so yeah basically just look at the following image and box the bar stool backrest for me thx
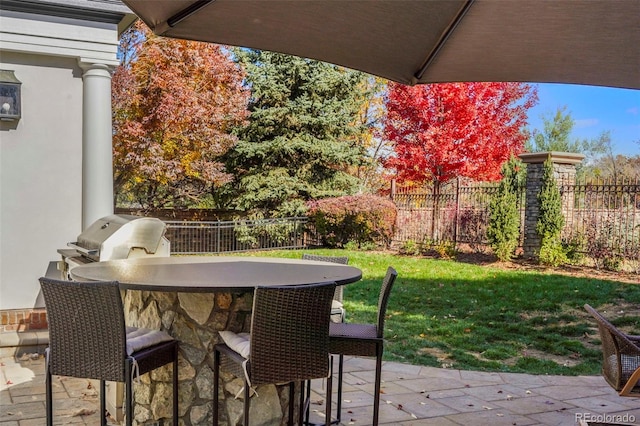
[249,282,336,386]
[301,254,349,304]
[40,278,127,383]
[377,267,398,338]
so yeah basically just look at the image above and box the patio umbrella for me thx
[122,0,639,90]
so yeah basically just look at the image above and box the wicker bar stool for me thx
[213,281,336,426]
[327,266,397,426]
[39,277,179,426]
[301,254,349,323]
[301,254,349,424]
[584,304,640,396]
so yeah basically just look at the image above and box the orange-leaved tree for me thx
[112,21,249,208]
[383,82,537,189]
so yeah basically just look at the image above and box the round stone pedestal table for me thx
[70,256,362,426]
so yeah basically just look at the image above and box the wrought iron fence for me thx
[560,177,640,263]
[161,176,639,262]
[164,217,310,254]
[391,177,639,261]
[392,179,524,250]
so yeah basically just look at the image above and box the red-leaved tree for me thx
[383,82,537,188]
[112,21,249,208]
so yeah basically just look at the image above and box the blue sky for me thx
[526,83,640,156]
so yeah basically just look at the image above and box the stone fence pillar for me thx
[519,152,584,259]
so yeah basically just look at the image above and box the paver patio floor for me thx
[2,347,639,425]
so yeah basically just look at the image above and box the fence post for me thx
[216,220,221,253]
[519,152,584,259]
[453,177,460,248]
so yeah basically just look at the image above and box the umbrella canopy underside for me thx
[123,0,640,90]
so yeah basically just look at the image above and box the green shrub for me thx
[233,215,296,249]
[563,233,586,264]
[538,238,567,267]
[306,194,397,248]
[234,222,259,248]
[458,209,488,254]
[536,158,567,266]
[345,240,377,251]
[603,255,623,272]
[399,239,421,256]
[433,241,457,259]
[487,157,523,261]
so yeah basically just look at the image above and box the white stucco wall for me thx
[0,51,83,309]
[0,7,126,310]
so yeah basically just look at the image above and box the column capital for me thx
[77,60,115,76]
[519,151,585,165]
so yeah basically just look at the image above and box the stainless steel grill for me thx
[57,214,170,278]
[54,214,171,421]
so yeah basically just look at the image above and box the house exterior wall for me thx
[0,4,132,311]
[0,51,83,310]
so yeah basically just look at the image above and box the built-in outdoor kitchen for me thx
[56,214,171,279]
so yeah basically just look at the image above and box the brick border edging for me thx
[0,308,48,332]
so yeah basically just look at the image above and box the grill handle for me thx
[67,242,98,257]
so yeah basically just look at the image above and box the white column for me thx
[79,62,114,229]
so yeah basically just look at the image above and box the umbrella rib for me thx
[167,0,215,28]
[413,0,475,84]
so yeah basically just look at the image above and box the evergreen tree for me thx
[221,50,368,216]
[536,157,567,266]
[487,156,523,261]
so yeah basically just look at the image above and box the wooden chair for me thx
[213,281,336,426]
[584,304,640,396]
[328,266,398,426]
[39,277,179,426]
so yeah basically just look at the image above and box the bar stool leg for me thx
[172,347,178,426]
[288,382,295,426]
[373,345,383,426]
[336,355,343,424]
[213,350,220,426]
[100,380,106,426]
[325,362,333,426]
[299,381,307,425]
[125,363,133,426]
[243,379,250,426]
[46,367,53,426]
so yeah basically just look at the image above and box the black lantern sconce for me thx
[0,70,22,121]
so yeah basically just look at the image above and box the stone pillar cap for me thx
[519,151,585,165]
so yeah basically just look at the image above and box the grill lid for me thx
[71,214,167,261]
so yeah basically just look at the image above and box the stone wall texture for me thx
[123,289,295,426]
[521,157,580,259]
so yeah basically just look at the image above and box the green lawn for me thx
[241,248,640,376]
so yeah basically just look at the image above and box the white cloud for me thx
[626,106,638,115]
[574,118,599,128]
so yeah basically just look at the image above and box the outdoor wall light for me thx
[0,70,22,121]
